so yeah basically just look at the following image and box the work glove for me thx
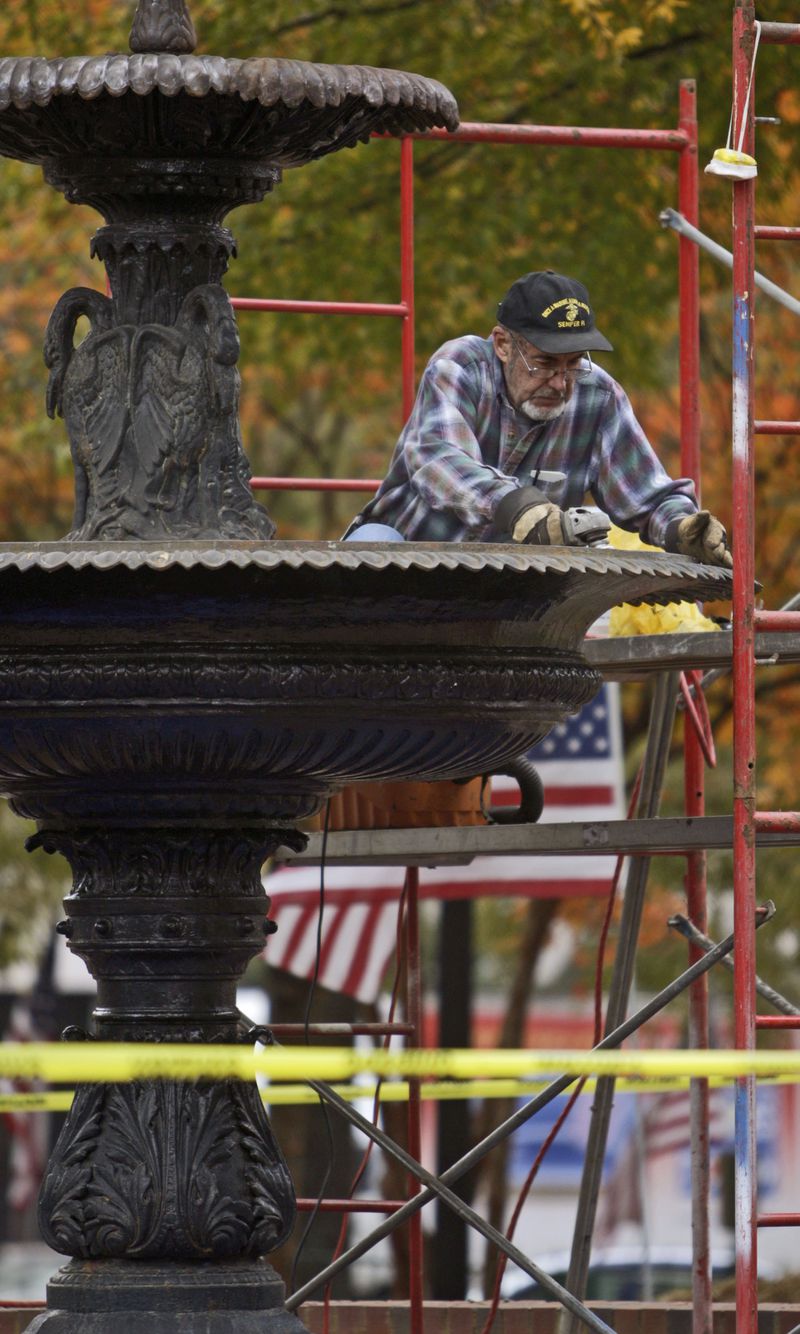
[489,485,582,546]
[511,500,575,545]
[669,511,733,568]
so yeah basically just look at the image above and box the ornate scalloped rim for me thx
[0,54,459,125]
[0,538,732,590]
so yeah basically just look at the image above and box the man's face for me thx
[492,327,587,421]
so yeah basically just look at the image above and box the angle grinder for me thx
[529,469,612,546]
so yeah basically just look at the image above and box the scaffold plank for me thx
[277,815,800,867]
[584,629,800,678]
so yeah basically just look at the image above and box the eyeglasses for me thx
[511,338,593,383]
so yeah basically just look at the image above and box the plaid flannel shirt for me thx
[352,335,697,545]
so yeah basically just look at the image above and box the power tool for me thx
[529,469,611,546]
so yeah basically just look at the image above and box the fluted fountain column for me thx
[26,825,304,1333]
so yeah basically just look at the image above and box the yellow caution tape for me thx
[266,1074,800,1101]
[2,1044,800,1084]
[3,1071,800,1115]
[0,1081,543,1113]
[0,1092,76,1113]
[261,1073,800,1100]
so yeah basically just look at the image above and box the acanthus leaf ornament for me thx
[130,0,198,55]
[40,1082,294,1261]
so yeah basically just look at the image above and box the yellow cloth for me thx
[608,525,719,636]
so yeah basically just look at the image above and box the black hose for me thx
[487,756,544,825]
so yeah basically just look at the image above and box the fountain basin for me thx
[0,54,458,170]
[0,540,731,826]
[0,542,731,1333]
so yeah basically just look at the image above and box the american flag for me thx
[595,1085,733,1239]
[642,1088,731,1161]
[263,684,624,1003]
[261,880,403,1005]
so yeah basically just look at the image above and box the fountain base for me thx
[28,1258,307,1333]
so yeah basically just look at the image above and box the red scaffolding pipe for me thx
[405,867,424,1334]
[731,5,758,1331]
[234,138,415,429]
[296,1199,405,1214]
[268,1022,413,1036]
[755,420,800,434]
[678,81,702,492]
[677,78,713,1334]
[754,811,800,832]
[753,610,800,632]
[230,297,406,316]
[408,121,689,150]
[754,226,800,240]
[250,478,380,492]
[400,136,416,422]
[760,22,800,44]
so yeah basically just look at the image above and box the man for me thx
[345,270,731,566]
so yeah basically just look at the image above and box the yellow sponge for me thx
[704,146,758,180]
[608,525,719,636]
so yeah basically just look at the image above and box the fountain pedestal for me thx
[28,823,302,1334]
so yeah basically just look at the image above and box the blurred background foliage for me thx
[0,0,799,1004]
[0,804,67,968]
[2,0,797,540]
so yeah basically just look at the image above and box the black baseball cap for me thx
[497,271,613,354]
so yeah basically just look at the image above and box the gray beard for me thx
[520,394,568,421]
[519,398,567,422]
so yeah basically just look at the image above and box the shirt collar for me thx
[491,341,518,411]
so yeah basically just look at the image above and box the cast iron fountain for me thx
[0,2,731,1330]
